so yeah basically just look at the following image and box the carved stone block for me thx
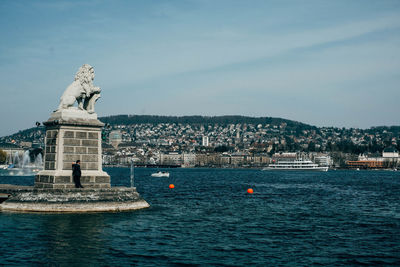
[64,146,74,153]
[95,176,110,183]
[82,140,98,147]
[88,147,98,154]
[82,154,97,162]
[45,154,55,161]
[76,131,87,139]
[76,147,87,154]
[63,162,74,170]
[64,138,81,146]
[87,163,98,170]
[64,131,75,138]
[88,132,98,139]
[46,138,57,145]
[54,176,71,183]
[64,154,80,162]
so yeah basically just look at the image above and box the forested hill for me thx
[99,115,316,129]
[1,115,399,148]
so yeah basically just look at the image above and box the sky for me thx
[0,0,399,137]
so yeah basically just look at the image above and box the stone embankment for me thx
[0,184,149,212]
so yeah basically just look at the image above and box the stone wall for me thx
[35,174,111,189]
[36,121,110,189]
[62,130,99,171]
[0,185,150,212]
[45,130,57,170]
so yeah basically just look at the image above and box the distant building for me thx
[202,136,209,147]
[246,154,270,166]
[383,147,399,158]
[382,147,399,166]
[272,152,297,162]
[314,155,332,167]
[0,142,24,163]
[347,160,384,169]
[346,149,399,169]
[109,130,122,149]
[160,152,182,166]
[20,141,32,148]
[230,152,246,166]
[182,153,196,167]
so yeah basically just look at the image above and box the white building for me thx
[202,136,209,147]
[382,147,399,165]
[383,147,399,158]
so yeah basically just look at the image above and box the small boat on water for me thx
[262,159,328,171]
[151,171,170,177]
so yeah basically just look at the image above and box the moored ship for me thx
[263,159,328,171]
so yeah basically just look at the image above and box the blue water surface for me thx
[0,168,399,266]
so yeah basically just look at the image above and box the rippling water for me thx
[1,168,399,266]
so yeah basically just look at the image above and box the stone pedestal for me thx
[35,109,110,189]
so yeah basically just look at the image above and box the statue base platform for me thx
[50,108,99,122]
[35,170,111,189]
[0,185,149,212]
[38,115,108,189]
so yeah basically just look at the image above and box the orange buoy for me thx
[247,188,254,194]
[169,184,175,189]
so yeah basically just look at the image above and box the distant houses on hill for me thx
[1,115,399,169]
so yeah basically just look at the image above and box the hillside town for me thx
[1,116,399,170]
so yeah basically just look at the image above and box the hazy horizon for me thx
[1,0,400,137]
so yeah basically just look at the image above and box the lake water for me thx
[0,168,399,266]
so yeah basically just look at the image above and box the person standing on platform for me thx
[72,160,83,188]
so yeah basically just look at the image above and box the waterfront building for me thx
[230,152,246,166]
[382,147,399,166]
[347,160,384,169]
[220,153,231,166]
[383,147,399,159]
[246,154,270,166]
[182,153,196,167]
[196,153,221,167]
[160,152,183,166]
[272,152,297,162]
[314,155,332,167]
[346,148,399,169]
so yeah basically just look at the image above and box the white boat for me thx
[262,159,328,171]
[151,171,170,177]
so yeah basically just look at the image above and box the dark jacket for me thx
[72,163,81,177]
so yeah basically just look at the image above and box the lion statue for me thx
[56,64,101,114]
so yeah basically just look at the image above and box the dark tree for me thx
[214,145,230,153]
